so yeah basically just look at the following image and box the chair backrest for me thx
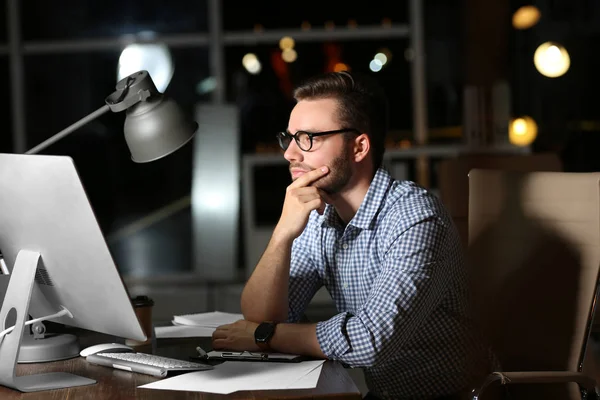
[438,152,563,250]
[467,169,600,374]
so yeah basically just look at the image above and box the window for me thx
[222,1,406,31]
[22,0,208,40]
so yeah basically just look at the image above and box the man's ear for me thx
[353,133,370,163]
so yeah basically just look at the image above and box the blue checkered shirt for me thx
[287,168,491,399]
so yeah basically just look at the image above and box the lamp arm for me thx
[25,71,157,155]
[26,104,112,155]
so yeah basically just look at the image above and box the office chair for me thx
[466,169,600,400]
[438,152,563,251]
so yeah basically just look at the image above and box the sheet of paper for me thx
[138,360,325,394]
[172,311,244,327]
[244,361,324,391]
[286,364,324,389]
[155,325,215,338]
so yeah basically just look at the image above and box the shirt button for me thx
[342,243,348,250]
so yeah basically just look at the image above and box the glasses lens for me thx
[296,131,312,151]
[277,132,292,150]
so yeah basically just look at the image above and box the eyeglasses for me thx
[276,128,359,152]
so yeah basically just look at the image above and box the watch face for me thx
[255,322,276,343]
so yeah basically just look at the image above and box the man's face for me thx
[284,98,353,195]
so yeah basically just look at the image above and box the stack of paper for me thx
[155,311,243,338]
[172,311,243,327]
[138,360,325,394]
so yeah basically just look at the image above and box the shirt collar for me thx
[320,168,393,230]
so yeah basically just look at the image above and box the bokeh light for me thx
[281,48,297,63]
[509,116,538,146]
[279,36,295,51]
[512,5,541,30]
[334,63,350,72]
[242,53,262,74]
[533,42,570,78]
[374,52,388,66]
[369,59,383,72]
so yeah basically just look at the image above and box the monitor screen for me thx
[0,153,145,391]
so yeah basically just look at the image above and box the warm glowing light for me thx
[374,52,388,65]
[399,139,411,149]
[118,43,173,93]
[534,42,570,78]
[512,5,541,30]
[281,48,297,63]
[509,116,538,146]
[242,53,261,74]
[301,21,311,30]
[253,24,264,32]
[279,36,295,51]
[333,63,350,72]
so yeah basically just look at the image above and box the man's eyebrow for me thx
[290,128,318,133]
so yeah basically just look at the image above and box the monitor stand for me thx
[0,250,96,392]
[18,329,80,363]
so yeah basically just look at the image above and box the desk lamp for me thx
[10,70,197,364]
[27,69,197,162]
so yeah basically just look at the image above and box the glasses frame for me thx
[276,128,359,152]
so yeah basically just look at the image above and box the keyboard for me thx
[85,352,214,378]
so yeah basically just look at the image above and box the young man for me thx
[212,71,491,399]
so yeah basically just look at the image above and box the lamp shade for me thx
[124,97,198,163]
[105,70,197,163]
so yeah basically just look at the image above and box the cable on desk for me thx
[0,305,72,343]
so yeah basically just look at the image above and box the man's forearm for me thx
[269,323,326,359]
[241,234,293,322]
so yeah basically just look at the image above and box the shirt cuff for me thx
[316,312,351,358]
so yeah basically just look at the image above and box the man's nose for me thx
[283,139,303,162]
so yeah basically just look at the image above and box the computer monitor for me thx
[0,153,146,392]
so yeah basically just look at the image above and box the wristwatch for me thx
[254,322,277,350]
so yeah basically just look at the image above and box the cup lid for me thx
[131,295,154,307]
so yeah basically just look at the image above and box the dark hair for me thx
[293,71,389,170]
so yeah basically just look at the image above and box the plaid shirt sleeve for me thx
[316,216,455,368]
[286,229,323,323]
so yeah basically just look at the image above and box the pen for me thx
[196,346,208,359]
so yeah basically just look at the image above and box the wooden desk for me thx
[0,332,361,400]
